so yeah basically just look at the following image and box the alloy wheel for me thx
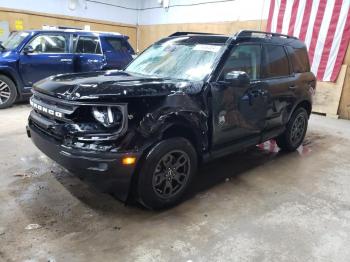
[152,150,191,199]
[290,114,306,146]
[0,80,11,105]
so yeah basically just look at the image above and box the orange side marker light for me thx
[122,157,136,165]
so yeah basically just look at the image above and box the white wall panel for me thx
[139,0,270,25]
[0,0,139,25]
[0,0,269,25]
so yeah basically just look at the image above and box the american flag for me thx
[266,0,350,82]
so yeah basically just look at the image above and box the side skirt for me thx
[203,126,285,163]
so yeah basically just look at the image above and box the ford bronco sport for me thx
[27,30,316,209]
[0,29,134,109]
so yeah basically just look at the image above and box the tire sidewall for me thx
[285,107,308,150]
[137,137,198,209]
[0,75,17,109]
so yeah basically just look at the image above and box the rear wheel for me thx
[0,75,17,109]
[276,107,308,151]
[137,137,197,210]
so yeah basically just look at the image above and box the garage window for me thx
[26,34,68,53]
[75,36,102,54]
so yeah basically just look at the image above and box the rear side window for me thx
[75,36,101,54]
[262,45,290,78]
[290,47,310,73]
[105,37,130,52]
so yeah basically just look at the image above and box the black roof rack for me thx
[235,30,298,40]
[168,32,221,37]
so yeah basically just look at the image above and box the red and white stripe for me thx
[267,0,350,82]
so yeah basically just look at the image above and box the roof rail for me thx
[39,27,122,35]
[168,32,221,37]
[235,30,298,40]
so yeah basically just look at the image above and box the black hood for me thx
[33,70,204,101]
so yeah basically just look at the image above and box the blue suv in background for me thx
[0,29,135,108]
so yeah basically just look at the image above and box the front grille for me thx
[30,92,78,123]
[29,91,129,141]
[30,119,63,141]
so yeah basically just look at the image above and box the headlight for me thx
[92,106,122,127]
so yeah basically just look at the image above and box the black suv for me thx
[27,30,316,209]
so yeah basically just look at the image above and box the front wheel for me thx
[0,75,17,109]
[136,138,198,210]
[276,107,308,151]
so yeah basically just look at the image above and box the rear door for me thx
[101,36,134,69]
[260,44,296,129]
[286,45,316,96]
[19,32,74,86]
[73,34,105,72]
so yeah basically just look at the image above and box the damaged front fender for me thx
[137,93,209,153]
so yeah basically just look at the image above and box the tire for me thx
[276,107,308,152]
[0,75,17,109]
[137,137,198,210]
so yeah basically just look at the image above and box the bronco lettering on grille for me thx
[30,99,63,118]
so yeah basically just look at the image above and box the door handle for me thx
[60,58,73,62]
[248,89,262,105]
[88,59,99,63]
[249,90,263,97]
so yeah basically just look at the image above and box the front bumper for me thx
[26,122,141,202]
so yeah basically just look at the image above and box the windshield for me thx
[126,40,224,81]
[1,31,29,50]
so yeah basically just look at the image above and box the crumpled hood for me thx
[33,70,204,101]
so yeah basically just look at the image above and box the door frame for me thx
[72,34,105,72]
[208,42,268,150]
[18,32,73,86]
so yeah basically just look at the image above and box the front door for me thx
[73,35,105,72]
[211,43,269,148]
[19,33,74,86]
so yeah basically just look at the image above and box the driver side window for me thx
[220,44,262,80]
[26,34,68,54]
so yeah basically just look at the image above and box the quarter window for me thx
[262,45,290,78]
[220,44,261,80]
[75,36,101,54]
[105,37,129,52]
[26,34,68,53]
[290,47,310,73]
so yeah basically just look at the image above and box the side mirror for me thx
[224,71,250,87]
[23,45,34,54]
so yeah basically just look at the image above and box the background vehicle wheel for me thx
[276,107,308,152]
[0,75,17,109]
[137,137,198,210]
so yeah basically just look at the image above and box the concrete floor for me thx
[1,104,350,262]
